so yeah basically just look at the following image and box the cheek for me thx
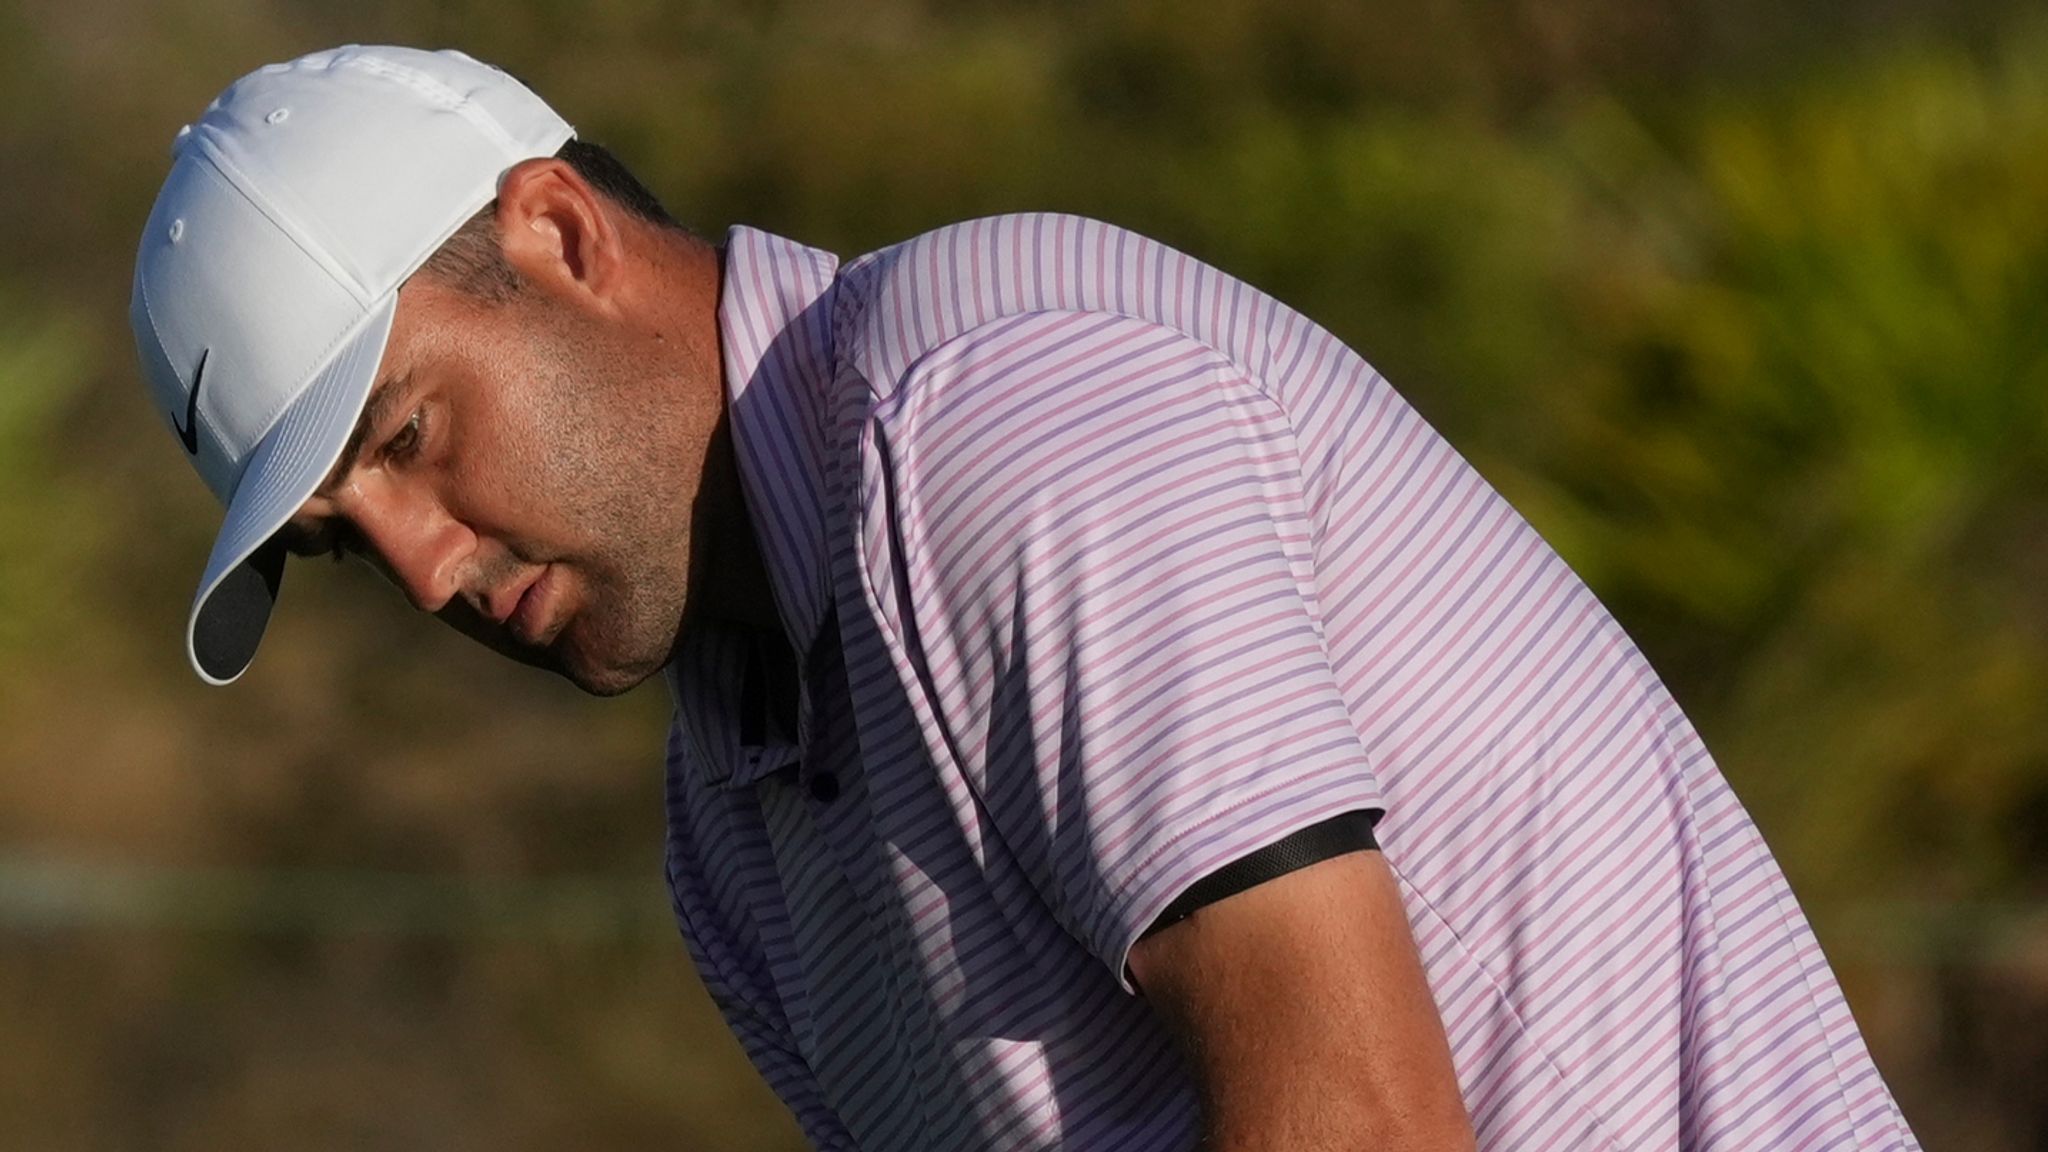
[456,302,681,572]
[456,366,618,553]
[436,374,571,548]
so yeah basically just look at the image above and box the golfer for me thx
[131,45,1921,1151]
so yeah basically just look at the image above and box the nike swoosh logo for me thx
[172,347,206,456]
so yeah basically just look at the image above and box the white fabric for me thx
[129,45,574,683]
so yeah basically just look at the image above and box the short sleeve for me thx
[855,311,1386,989]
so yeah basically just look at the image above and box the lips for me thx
[506,563,563,647]
[485,561,565,647]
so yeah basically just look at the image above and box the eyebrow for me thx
[321,372,411,495]
[273,372,409,555]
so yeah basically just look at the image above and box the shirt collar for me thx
[716,225,841,666]
[665,616,801,789]
[665,227,839,790]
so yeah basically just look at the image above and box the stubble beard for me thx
[516,306,707,698]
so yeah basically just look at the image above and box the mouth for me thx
[502,564,564,647]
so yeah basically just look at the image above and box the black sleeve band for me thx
[1138,810,1381,941]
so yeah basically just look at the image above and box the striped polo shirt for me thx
[662,215,1920,1151]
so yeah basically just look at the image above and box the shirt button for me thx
[808,772,841,803]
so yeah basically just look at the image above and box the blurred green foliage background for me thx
[3,0,2046,1147]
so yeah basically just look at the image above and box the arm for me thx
[872,309,1453,1141]
[1129,848,1475,1152]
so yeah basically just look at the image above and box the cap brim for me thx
[186,295,398,684]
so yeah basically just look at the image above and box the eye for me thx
[385,409,425,461]
[280,521,354,564]
[280,525,330,560]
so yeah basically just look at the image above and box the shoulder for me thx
[836,213,1303,397]
[853,306,1319,644]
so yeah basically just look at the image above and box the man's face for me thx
[281,269,714,696]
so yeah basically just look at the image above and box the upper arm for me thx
[1129,849,1474,1151]
[861,311,1385,981]
[863,310,1468,1144]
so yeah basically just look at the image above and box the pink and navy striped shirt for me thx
[662,215,1920,1150]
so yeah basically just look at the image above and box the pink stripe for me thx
[667,219,1916,1152]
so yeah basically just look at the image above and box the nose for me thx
[335,479,472,613]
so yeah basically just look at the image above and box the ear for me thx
[492,156,625,313]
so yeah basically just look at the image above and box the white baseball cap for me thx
[130,45,574,684]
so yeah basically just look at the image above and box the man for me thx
[131,46,1920,1150]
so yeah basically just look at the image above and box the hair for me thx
[416,138,683,302]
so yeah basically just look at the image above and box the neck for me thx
[635,234,785,645]
[684,415,785,634]
[625,222,724,380]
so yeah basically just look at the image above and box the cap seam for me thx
[232,290,394,503]
[193,60,573,306]
[379,122,576,293]
[171,142,362,495]
[334,54,527,155]
[189,130,373,304]
[145,45,578,684]
[179,107,570,503]
[185,300,395,685]
[135,271,233,488]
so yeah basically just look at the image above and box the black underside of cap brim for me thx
[194,541,286,682]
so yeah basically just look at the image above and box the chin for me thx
[564,661,659,698]
[554,627,670,697]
